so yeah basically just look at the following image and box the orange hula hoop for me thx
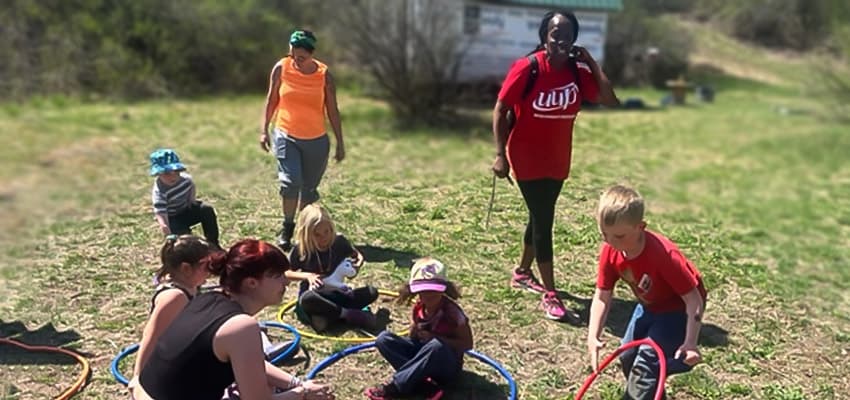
[0,337,91,400]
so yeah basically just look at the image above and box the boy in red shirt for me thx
[587,185,706,399]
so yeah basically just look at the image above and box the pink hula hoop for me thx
[575,338,667,400]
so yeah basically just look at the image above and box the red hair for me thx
[208,239,290,293]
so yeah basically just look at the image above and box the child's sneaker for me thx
[364,382,401,400]
[343,309,377,331]
[510,268,546,294]
[541,291,568,320]
[420,377,444,400]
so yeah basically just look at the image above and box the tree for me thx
[331,0,467,126]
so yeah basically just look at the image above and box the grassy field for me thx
[2,35,850,400]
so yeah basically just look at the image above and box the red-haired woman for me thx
[134,239,335,400]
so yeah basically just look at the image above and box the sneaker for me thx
[364,382,401,400]
[419,377,444,400]
[510,268,546,294]
[541,291,568,320]
[343,309,377,331]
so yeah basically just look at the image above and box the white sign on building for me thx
[458,2,608,81]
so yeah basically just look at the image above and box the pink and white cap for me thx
[409,257,448,294]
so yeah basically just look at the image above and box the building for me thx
[457,0,623,82]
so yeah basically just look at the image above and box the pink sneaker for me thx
[541,291,568,320]
[364,382,401,400]
[510,268,546,294]
[421,377,444,400]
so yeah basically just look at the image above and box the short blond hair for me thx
[597,184,645,226]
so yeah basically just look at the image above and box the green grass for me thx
[2,36,849,400]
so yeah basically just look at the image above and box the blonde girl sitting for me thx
[285,204,379,332]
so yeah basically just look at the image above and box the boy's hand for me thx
[587,337,605,371]
[675,344,702,366]
[160,225,171,236]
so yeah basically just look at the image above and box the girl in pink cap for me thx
[365,258,473,400]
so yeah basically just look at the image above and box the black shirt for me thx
[289,234,356,293]
[139,291,244,400]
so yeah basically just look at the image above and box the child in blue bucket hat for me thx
[149,148,221,249]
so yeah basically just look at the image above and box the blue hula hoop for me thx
[306,341,517,400]
[110,321,300,386]
[110,343,139,386]
[260,321,302,365]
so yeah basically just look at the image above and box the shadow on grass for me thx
[442,370,511,400]
[558,294,729,347]
[0,320,88,365]
[358,245,420,269]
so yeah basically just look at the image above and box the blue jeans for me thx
[374,331,462,394]
[619,304,694,400]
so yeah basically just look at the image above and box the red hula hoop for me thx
[575,338,667,400]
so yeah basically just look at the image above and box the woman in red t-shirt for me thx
[491,10,620,321]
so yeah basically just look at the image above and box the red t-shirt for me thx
[497,51,600,180]
[596,230,707,313]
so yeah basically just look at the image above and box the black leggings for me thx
[299,286,379,321]
[169,200,220,247]
[518,179,564,264]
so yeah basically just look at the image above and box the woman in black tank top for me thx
[135,239,335,400]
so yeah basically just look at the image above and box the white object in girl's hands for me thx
[318,258,357,293]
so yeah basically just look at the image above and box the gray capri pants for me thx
[272,128,330,204]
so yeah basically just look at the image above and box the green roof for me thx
[493,0,623,11]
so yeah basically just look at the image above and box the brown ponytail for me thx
[156,235,212,282]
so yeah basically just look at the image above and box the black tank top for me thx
[139,291,244,400]
[149,282,194,314]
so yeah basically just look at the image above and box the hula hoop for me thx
[260,321,302,365]
[110,321,300,386]
[110,343,139,386]
[276,289,410,343]
[0,337,91,400]
[575,338,667,400]
[306,342,517,400]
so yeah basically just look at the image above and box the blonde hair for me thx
[294,203,335,262]
[597,184,645,227]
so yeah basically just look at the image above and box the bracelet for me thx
[288,376,302,389]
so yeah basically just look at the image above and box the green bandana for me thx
[289,30,316,50]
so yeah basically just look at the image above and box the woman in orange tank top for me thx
[260,30,345,251]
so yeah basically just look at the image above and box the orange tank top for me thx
[275,57,327,139]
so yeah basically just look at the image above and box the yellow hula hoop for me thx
[276,289,410,343]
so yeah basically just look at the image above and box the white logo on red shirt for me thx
[637,274,652,293]
[532,83,579,113]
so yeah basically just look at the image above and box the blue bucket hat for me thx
[149,148,186,176]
